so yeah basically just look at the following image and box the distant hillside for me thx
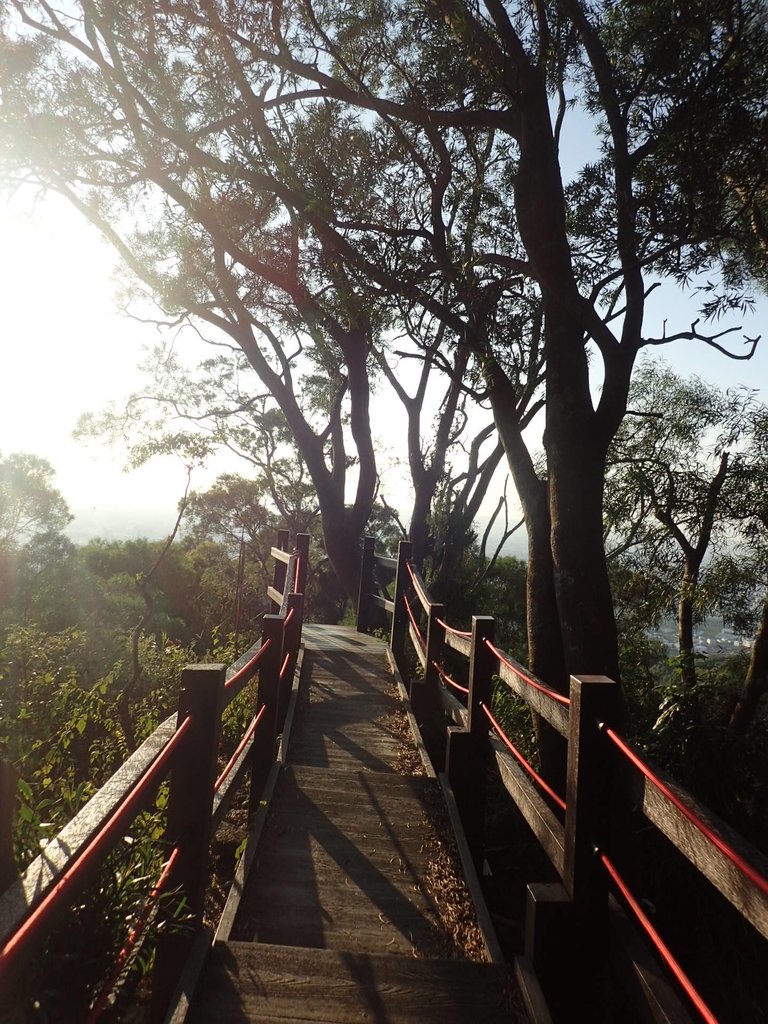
[66,505,177,543]
[66,503,531,558]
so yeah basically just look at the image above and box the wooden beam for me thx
[642,771,768,941]
[491,738,565,877]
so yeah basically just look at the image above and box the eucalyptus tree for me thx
[714,408,768,731]
[0,452,71,556]
[2,0,766,690]
[0,1,387,598]
[605,362,759,689]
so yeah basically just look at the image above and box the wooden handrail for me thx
[357,536,768,1023]
[0,531,309,1021]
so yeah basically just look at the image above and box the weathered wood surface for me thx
[232,764,449,955]
[641,767,768,942]
[187,942,515,1023]
[0,715,177,942]
[185,624,521,1023]
[231,633,450,956]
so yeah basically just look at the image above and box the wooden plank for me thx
[187,943,516,1024]
[438,773,504,964]
[214,761,282,943]
[497,659,570,737]
[162,926,213,1024]
[642,771,768,941]
[0,715,176,941]
[371,594,395,613]
[267,584,284,607]
[375,555,398,572]
[438,684,470,728]
[409,568,433,614]
[286,763,430,791]
[251,835,438,878]
[211,736,253,831]
[608,895,694,1024]
[491,738,566,878]
[515,955,555,1024]
[234,879,445,955]
[409,624,427,668]
[276,645,305,764]
[270,545,292,564]
[444,631,472,659]
[222,639,262,704]
[385,648,436,779]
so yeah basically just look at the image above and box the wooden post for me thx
[277,593,303,734]
[249,615,282,817]
[446,616,494,872]
[562,673,618,1019]
[411,603,446,770]
[291,534,309,652]
[151,663,225,1022]
[295,533,310,595]
[356,536,376,634]
[269,528,290,613]
[0,759,18,892]
[524,882,573,1022]
[390,540,412,676]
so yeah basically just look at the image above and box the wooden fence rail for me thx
[357,537,768,1024]
[0,533,310,1023]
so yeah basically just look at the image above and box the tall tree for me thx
[0,452,71,555]
[2,0,765,685]
[605,362,757,688]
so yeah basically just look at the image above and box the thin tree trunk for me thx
[544,309,621,682]
[677,561,699,690]
[489,378,568,786]
[730,588,768,732]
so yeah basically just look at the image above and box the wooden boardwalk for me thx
[182,625,520,1023]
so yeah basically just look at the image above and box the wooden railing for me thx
[0,532,309,1023]
[357,538,768,1024]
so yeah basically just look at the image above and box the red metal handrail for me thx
[481,703,566,813]
[279,651,291,681]
[484,639,571,707]
[85,846,181,1023]
[432,659,469,696]
[483,700,569,811]
[214,704,268,792]
[403,592,425,648]
[405,561,431,613]
[224,638,272,694]
[0,715,194,983]
[294,555,301,593]
[599,850,719,1024]
[602,725,768,898]
[435,617,471,639]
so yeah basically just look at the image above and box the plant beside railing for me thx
[0,532,309,1024]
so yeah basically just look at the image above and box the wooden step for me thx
[230,766,454,956]
[186,941,517,1023]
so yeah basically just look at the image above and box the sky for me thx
[1,179,767,548]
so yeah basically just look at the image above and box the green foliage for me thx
[0,452,72,556]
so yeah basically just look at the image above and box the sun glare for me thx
[0,193,198,533]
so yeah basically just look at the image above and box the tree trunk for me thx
[408,485,433,569]
[544,307,621,683]
[730,588,768,732]
[677,560,699,690]
[321,512,365,603]
[489,377,568,786]
[511,65,623,685]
